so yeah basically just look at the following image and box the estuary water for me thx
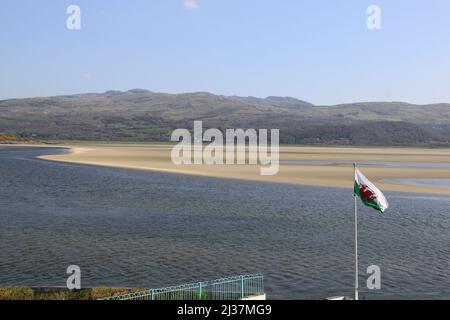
[0,147,449,299]
[281,159,450,169]
[384,178,450,190]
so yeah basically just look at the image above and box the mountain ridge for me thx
[1,89,449,146]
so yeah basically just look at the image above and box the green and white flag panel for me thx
[354,168,389,213]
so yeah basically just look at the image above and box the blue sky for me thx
[1,0,449,105]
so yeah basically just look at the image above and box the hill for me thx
[0,89,449,146]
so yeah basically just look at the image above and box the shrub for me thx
[0,286,34,300]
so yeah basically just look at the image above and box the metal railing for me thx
[98,273,264,300]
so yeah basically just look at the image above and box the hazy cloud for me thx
[183,0,199,10]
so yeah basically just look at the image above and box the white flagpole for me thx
[354,163,359,300]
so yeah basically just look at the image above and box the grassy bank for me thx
[0,286,146,300]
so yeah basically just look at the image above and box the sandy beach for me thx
[18,143,450,196]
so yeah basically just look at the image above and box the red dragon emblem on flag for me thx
[359,184,377,202]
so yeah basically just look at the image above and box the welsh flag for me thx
[354,168,389,213]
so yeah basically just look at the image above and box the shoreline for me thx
[0,286,145,300]
[4,143,450,196]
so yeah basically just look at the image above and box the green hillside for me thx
[1,89,449,146]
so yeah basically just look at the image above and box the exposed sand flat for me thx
[24,143,450,196]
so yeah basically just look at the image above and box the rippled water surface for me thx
[0,147,449,299]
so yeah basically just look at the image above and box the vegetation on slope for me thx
[1,89,449,146]
[0,133,32,143]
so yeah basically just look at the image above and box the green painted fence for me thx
[98,273,264,300]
